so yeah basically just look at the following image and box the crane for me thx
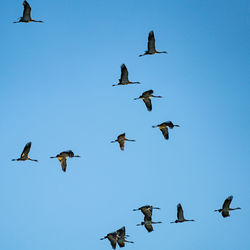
[152,121,180,140]
[111,133,135,151]
[12,142,38,162]
[136,215,162,232]
[171,203,195,223]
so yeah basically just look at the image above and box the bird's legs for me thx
[28,158,38,162]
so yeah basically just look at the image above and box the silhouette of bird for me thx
[112,64,140,86]
[111,133,135,151]
[116,227,134,247]
[100,232,118,249]
[133,205,160,217]
[13,1,43,23]
[50,150,80,172]
[12,142,38,162]
[214,195,241,218]
[136,215,162,232]
[139,31,167,57]
[171,203,195,223]
[134,90,162,111]
[152,121,180,140]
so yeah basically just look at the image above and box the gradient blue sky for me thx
[0,0,249,249]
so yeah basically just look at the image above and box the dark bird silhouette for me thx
[116,227,134,248]
[133,205,160,217]
[100,232,118,249]
[50,150,80,172]
[112,64,140,86]
[214,195,241,218]
[136,215,162,232]
[139,31,167,57]
[12,142,38,162]
[171,203,195,223]
[13,1,43,23]
[134,90,162,111]
[152,121,180,140]
[111,133,135,151]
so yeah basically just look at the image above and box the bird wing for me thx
[141,206,152,217]
[222,196,233,210]
[142,89,153,97]
[120,64,129,83]
[21,142,32,158]
[148,31,156,52]
[143,98,152,111]
[177,204,184,220]
[118,140,125,151]
[107,234,117,249]
[116,226,125,237]
[58,157,67,172]
[117,239,125,248]
[222,210,230,217]
[23,1,31,19]
[160,126,169,140]
[145,223,153,232]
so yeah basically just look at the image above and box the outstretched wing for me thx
[21,142,32,158]
[143,98,152,111]
[141,206,152,217]
[107,233,117,249]
[222,196,233,210]
[148,31,156,52]
[23,1,31,20]
[58,157,67,172]
[177,203,184,221]
[116,226,125,237]
[118,140,125,151]
[145,223,153,232]
[160,126,169,140]
[120,64,129,83]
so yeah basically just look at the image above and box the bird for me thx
[116,227,134,248]
[12,142,38,162]
[50,150,80,172]
[134,90,162,111]
[152,121,180,140]
[133,205,160,217]
[139,31,167,57]
[112,64,140,86]
[13,1,43,23]
[136,215,162,232]
[171,203,195,223]
[214,195,241,218]
[100,232,118,249]
[111,133,135,151]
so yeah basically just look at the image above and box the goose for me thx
[112,64,140,86]
[100,232,117,249]
[133,205,160,217]
[111,133,135,151]
[152,121,180,140]
[214,195,241,218]
[50,150,80,172]
[13,1,43,23]
[171,203,195,223]
[116,227,134,247]
[12,142,38,162]
[134,90,162,111]
[136,215,162,232]
[139,31,167,57]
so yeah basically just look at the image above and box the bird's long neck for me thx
[152,95,162,98]
[185,219,194,222]
[131,81,140,84]
[229,207,241,211]
[28,158,38,162]
[157,51,168,54]
[152,221,161,224]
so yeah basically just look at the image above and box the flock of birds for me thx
[12,1,242,249]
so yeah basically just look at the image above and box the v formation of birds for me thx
[12,1,242,249]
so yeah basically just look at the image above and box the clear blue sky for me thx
[0,0,249,249]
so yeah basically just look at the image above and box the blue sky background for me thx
[0,0,249,249]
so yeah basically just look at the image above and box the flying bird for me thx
[50,150,80,172]
[136,215,162,232]
[133,205,160,217]
[13,1,43,23]
[12,142,38,162]
[134,90,162,111]
[116,227,134,248]
[111,133,135,151]
[112,64,140,86]
[171,203,195,223]
[152,121,180,140]
[100,232,118,249]
[139,31,167,57]
[214,195,241,218]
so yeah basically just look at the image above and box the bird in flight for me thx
[112,64,140,86]
[171,203,195,223]
[139,31,167,57]
[13,1,43,23]
[136,215,162,232]
[214,195,241,218]
[12,142,38,162]
[134,90,162,111]
[100,232,118,249]
[133,205,160,218]
[152,121,180,140]
[50,150,80,172]
[111,133,135,151]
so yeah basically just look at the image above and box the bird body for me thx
[111,133,135,151]
[134,90,162,111]
[171,203,195,223]
[12,142,38,162]
[136,215,162,232]
[14,1,43,23]
[112,64,140,86]
[139,31,167,57]
[152,121,179,140]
